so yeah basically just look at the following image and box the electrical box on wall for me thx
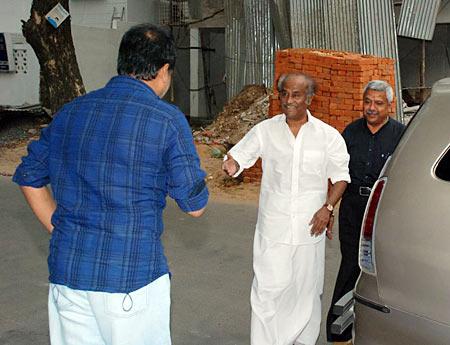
[0,32,39,107]
[0,33,16,73]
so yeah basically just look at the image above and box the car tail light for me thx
[359,177,387,275]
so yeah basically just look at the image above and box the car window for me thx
[435,146,450,181]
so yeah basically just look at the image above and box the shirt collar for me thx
[106,75,160,99]
[279,109,319,129]
[364,116,392,135]
[305,109,321,129]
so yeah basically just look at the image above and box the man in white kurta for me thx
[223,73,350,345]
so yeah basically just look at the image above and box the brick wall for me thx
[242,48,396,183]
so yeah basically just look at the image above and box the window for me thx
[435,146,450,181]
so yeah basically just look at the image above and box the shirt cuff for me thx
[223,154,244,178]
[175,185,209,213]
[329,173,351,185]
[12,165,50,188]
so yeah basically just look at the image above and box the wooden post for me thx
[419,40,426,102]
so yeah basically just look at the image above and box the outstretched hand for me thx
[222,155,239,177]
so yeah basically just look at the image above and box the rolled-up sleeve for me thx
[165,115,208,212]
[327,130,351,184]
[228,125,262,177]
[12,125,51,187]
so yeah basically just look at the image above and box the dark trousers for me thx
[326,191,368,342]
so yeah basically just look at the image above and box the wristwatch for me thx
[324,203,334,213]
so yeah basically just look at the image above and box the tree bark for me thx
[22,0,85,116]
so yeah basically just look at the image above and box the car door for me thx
[373,80,450,324]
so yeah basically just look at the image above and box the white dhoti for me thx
[251,232,325,345]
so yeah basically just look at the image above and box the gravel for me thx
[0,112,50,148]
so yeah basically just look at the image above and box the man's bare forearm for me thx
[20,186,56,234]
[326,181,348,207]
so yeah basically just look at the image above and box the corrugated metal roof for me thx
[224,0,246,97]
[397,0,441,40]
[270,0,292,49]
[357,0,403,120]
[225,0,276,98]
[290,0,359,52]
[323,0,359,52]
[243,0,276,86]
[290,0,326,48]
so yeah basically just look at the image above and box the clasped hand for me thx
[309,206,334,240]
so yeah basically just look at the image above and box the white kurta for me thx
[229,112,350,245]
[229,112,350,345]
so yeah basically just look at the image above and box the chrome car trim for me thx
[354,294,390,314]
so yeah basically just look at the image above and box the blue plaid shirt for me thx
[13,76,208,293]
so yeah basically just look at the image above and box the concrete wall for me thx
[72,23,133,92]
[70,0,127,29]
[70,0,159,29]
[2,0,31,33]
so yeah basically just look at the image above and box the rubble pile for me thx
[194,85,270,145]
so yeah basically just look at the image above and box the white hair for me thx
[363,80,394,104]
[277,73,316,97]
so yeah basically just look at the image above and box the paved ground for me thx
[0,176,341,345]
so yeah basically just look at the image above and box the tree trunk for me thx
[22,0,85,117]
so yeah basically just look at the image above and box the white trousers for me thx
[48,274,171,345]
[251,233,325,345]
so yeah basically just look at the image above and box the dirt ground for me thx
[0,115,260,204]
[195,143,260,203]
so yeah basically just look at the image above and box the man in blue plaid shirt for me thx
[13,24,208,345]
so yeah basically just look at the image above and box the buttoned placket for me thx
[366,133,376,180]
[287,122,308,241]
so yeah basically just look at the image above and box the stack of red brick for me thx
[242,48,396,183]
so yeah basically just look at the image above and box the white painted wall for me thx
[1,0,31,33]
[72,23,134,92]
[70,0,127,29]
[70,0,159,29]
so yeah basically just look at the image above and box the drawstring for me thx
[53,284,134,312]
[122,293,133,312]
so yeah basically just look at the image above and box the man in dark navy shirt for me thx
[13,24,208,345]
[326,80,405,344]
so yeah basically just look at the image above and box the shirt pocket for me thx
[302,150,325,175]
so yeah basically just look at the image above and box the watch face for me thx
[326,204,333,212]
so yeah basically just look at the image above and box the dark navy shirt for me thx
[13,76,209,293]
[342,117,405,187]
